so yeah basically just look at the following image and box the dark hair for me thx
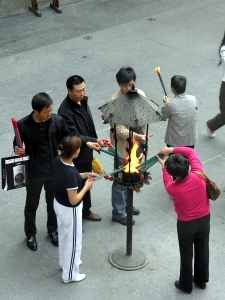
[66,75,85,90]
[116,67,136,85]
[58,135,82,159]
[164,154,189,179]
[31,92,53,112]
[171,75,187,94]
[218,31,225,66]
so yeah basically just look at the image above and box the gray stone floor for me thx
[1,0,225,299]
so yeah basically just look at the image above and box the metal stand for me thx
[126,187,134,255]
[109,187,149,270]
[29,0,62,17]
[29,0,41,17]
[50,0,62,14]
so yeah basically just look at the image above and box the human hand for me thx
[163,96,171,103]
[103,140,113,147]
[15,146,25,156]
[156,154,167,167]
[158,147,174,156]
[97,138,110,147]
[134,133,146,143]
[86,142,100,151]
[88,172,99,178]
[84,178,94,190]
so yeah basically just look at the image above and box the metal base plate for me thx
[109,247,149,270]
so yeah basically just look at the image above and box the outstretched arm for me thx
[173,147,203,172]
[58,113,97,146]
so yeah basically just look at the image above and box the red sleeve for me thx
[173,147,204,172]
[162,167,173,191]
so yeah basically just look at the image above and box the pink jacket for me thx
[162,147,210,221]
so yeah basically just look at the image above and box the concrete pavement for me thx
[1,0,225,299]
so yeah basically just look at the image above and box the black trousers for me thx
[177,214,210,293]
[167,144,195,149]
[75,161,92,218]
[207,81,225,131]
[25,176,57,237]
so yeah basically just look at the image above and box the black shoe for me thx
[194,280,206,289]
[50,231,58,246]
[27,236,37,251]
[112,216,135,226]
[132,206,140,215]
[174,280,192,294]
[126,206,140,215]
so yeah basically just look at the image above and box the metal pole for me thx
[114,124,119,170]
[126,187,133,256]
[126,129,133,256]
[145,124,149,162]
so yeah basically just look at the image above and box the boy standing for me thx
[110,67,146,226]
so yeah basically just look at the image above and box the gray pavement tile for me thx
[1,0,225,299]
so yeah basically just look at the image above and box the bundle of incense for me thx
[11,117,23,148]
[100,148,115,157]
[11,117,25,157]
[93,168,122,180]
[108,146,123,159]
[139,154,164,172]
[155,66,167,96]
[103,140,124,159]
[100,147,123,159]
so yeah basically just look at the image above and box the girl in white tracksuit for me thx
[53,135,96,283]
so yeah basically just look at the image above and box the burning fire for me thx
[123,137,143,173]
[155,66,161,74]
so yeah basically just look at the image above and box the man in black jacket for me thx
[14,93,70,251]
[58,75,107,221]
[14,93,101,251]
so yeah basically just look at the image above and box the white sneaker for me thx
[206,123,215,137]
[63,274,86,283]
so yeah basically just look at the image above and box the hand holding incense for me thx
[11,117,25,157]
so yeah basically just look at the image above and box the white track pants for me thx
[54,199,82,281]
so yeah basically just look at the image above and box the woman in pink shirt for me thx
[157,147,210,294]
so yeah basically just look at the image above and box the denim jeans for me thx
[111,181,127,219]
[111,157,128,219]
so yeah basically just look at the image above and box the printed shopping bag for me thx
[1,155,29,191]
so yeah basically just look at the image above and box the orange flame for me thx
[123,137,143,173]
[155,66,161,74]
